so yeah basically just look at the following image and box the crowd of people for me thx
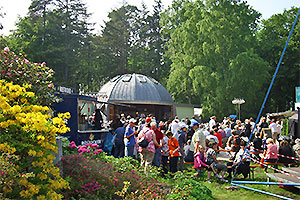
[108,114,300,182]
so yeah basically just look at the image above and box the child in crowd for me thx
[206,142,228,183]
[194,145,209,177]
[166,131,180,173]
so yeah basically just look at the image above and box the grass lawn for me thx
[183,164,300,200]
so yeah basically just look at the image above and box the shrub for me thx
[167,179,213,200]
[0,81,69,199]
[60,149,170,200]
[0,47,56,105]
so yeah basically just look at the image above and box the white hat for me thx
[129,118,136,123]
[179,122,188,129]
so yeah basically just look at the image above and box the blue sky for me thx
[0,0,300,35]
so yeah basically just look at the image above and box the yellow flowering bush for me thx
[0,80,69,199]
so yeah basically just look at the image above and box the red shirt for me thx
[214,131,223,148]
[154,129,163,148]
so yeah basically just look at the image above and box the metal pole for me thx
[232,181,300,186]
[231,183,294,200]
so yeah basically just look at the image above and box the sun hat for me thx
[129,118,136,123]
[179,122,188,129]
[190,119,199,127]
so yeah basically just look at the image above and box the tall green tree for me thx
[9,0,93,89]
[258,7,300,113]
[162,0,270,119]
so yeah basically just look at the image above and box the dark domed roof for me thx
[98,74,174,105]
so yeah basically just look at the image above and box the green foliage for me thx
[162,0,270,120]
[258,7,300,113]
[9,0,93,89]
[166,172,213,200]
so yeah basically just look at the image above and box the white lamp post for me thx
[232,98,245,120]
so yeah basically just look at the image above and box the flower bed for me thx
[60,142,171,199]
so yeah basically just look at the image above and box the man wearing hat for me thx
[190,120,206,154]
[124,118,138,158]
[209,116,216,131]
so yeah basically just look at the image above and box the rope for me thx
[231,7,300,184]
[247,155,300,181]
[251,147,300,161]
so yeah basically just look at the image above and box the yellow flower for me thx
[26,92,35,97]
[37,135,45,141]
[10,105,21,113]
[64,112,71,119]
[28,150,37,157]
[37,195,46,200]
[37,173,48,180]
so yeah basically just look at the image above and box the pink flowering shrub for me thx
[0,47,57,105]
[60,151,169,199]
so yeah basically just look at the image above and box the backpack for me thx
[233,135,241,147]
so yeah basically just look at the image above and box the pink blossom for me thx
[48,83,54,88]
[7,73,12,77]
[91,144,98,148]
[1,70,6,74]
[41,62,46,66]
[131,170,135,173]
[10,181,13,184]
[4,47,9,52]
[87,143,92,147]
[24,59,29,64]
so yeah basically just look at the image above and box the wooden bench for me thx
[249,165,261,180]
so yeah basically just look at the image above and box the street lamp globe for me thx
[232,98,245,120]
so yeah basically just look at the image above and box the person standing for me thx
[190,120,206,153]
[124,118,138,158]
[213,128,223,148]
[209,116,216,131]
[178,123,188,171]
[167,131,180,173]
[170,117,180,134]
[138,122,161,173]
[152,122,163,167]
[113,123,126,158]
[161,131,170,175]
